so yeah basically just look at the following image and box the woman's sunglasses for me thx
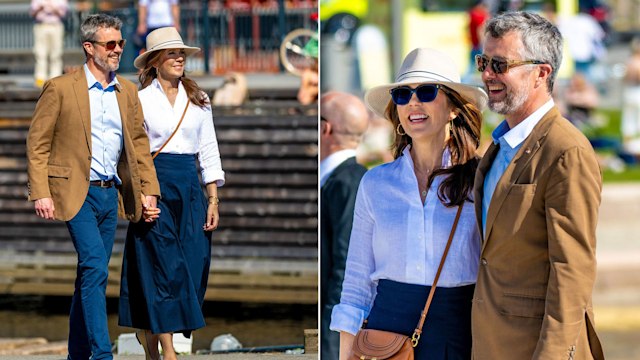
[389,84,443,105]
[475,54,545,74]
[90,39,127,51]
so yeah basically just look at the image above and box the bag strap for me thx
[410,203,464,347]
[152,101,190,160]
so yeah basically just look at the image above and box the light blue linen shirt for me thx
[482,99,555,236]
[84,64,123,183]
[330,146,481,335]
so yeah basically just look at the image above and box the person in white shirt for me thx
[330,48,487,360]
[135,0,180,54]
[118,27,225,360]
[29,0,68,87]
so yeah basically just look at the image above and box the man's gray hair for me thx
[80,14,123,43]
[485,11,562,92]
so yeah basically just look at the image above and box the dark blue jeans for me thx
[66,185,119,360]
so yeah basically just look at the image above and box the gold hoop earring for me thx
[396,123,406,136]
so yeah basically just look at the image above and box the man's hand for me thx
[140,193,160,222]
[34,197,55,220]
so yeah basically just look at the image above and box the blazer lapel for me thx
[72,70,91,152]
[114,78,129,142]
[482,107,558,246]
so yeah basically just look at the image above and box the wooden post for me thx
[303,328,318,354]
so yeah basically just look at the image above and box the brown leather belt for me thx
[89,179,115,188]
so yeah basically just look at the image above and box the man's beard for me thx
[487,80,529,115]
[94,54,120,72]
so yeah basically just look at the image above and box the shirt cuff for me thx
[330,303,368,336]
[202,170,225,187]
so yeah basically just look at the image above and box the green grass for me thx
[603,166,640,182]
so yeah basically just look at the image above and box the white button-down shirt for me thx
[330,147,481,335]
[139,79,225,186]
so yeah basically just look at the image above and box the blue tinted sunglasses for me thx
[389,84,443,105]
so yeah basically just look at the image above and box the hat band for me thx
[148,39,189,51]
[396,70,457,83]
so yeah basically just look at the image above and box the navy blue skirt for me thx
[366,279,474,360]
[119,153,211,336]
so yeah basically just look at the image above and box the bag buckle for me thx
[411,332,420,347]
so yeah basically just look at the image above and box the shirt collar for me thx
[83,63,120,91]
[401,145,453,170]
[151,78,183,94]
[491,99,555,149]
[320,149,357,186]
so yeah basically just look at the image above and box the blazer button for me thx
[481,258,488,266]
[88,156,92,160]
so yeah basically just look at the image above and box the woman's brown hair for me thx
[384,86,482,207]
[138,50,209,108]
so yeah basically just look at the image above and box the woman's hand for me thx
[140,193,161,222]
[203,202,219,231]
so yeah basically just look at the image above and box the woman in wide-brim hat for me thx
[330,48,487,360]
[118,26,225,360]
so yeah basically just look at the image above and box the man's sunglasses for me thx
[475,54,545,74]
[90,39,126,51]
[389,84,444,105]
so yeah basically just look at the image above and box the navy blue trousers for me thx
[119,153,211,335]
[66,185,119,360]
[367,279,474,360]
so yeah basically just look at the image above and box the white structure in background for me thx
[354,25,390,93]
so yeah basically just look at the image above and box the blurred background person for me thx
[297,37,319,105]
[466,0,490,80]
[622,36,640,156]
[320,91,369,360]
[29,0,68,87]
[557,7,606,81]
[561,72,600,131]
[135,0,180,55]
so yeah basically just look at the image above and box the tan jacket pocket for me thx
[48,165,71,179]
[500,291,545,319]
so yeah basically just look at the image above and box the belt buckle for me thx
[95,179,111,188]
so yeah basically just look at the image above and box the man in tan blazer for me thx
[472,12,605,359]
[26,14,160,360]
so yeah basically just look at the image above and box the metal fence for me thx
[0,2,317,74]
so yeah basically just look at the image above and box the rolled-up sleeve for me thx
[198,99,225,186]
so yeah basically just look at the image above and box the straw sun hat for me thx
[364,48,487,119]
[133,27,201,69]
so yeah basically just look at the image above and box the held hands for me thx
[140,193,160,222]
[204,196,219,231]
[34,197,55,220]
